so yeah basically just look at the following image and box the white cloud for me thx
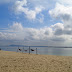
[25,6,44,20]
[51,23,64,30]
[49,3,72,28]
[49,3,72,19]
[51,23,72,35]
[23,27,53,41]
[0,32,16,40]
[49,2,72,36]
[13,0,44,20]
[2,22,72,42]
[0,22,53,41]
[0,22,67,42]
[51,23,64,35]
[1,22,72,46]
[10,22,24,32]
[58,0,72,6]
[1,0,72,46]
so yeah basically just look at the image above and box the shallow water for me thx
[0,46,72,56]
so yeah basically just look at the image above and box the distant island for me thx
[9,45,72,48]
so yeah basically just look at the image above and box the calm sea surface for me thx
[0,46,72,56]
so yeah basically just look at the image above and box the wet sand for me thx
[0,50,72,72]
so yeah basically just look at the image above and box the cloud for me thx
[1,22,72,46]
[51,23,72,36]
[10,22,24,32]
[0,22,67,42]
[0,32,16,40]
[13,0,44,20]
[1,0,72,46]
[51,36,66,42]
[49,3,72,28]
[58,0,72,6]
[51,23,64,35]
[49,2,72,36]
[22,26,53,41]
[0,22,53,41]
[51,23,64,30]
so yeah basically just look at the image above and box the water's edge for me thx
[0,46,72,56]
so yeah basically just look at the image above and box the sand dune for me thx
[0,50,72,72]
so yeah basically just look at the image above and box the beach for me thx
[0,50,72,72]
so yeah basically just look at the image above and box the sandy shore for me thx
[0,51,72,72]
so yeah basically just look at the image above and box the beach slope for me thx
[0,51,72,72]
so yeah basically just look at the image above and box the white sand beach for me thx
[0,50,72,72]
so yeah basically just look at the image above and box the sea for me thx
[0,46,72,56]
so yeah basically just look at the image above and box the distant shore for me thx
[0,50,72,72]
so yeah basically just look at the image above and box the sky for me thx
[0,0,72,46]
